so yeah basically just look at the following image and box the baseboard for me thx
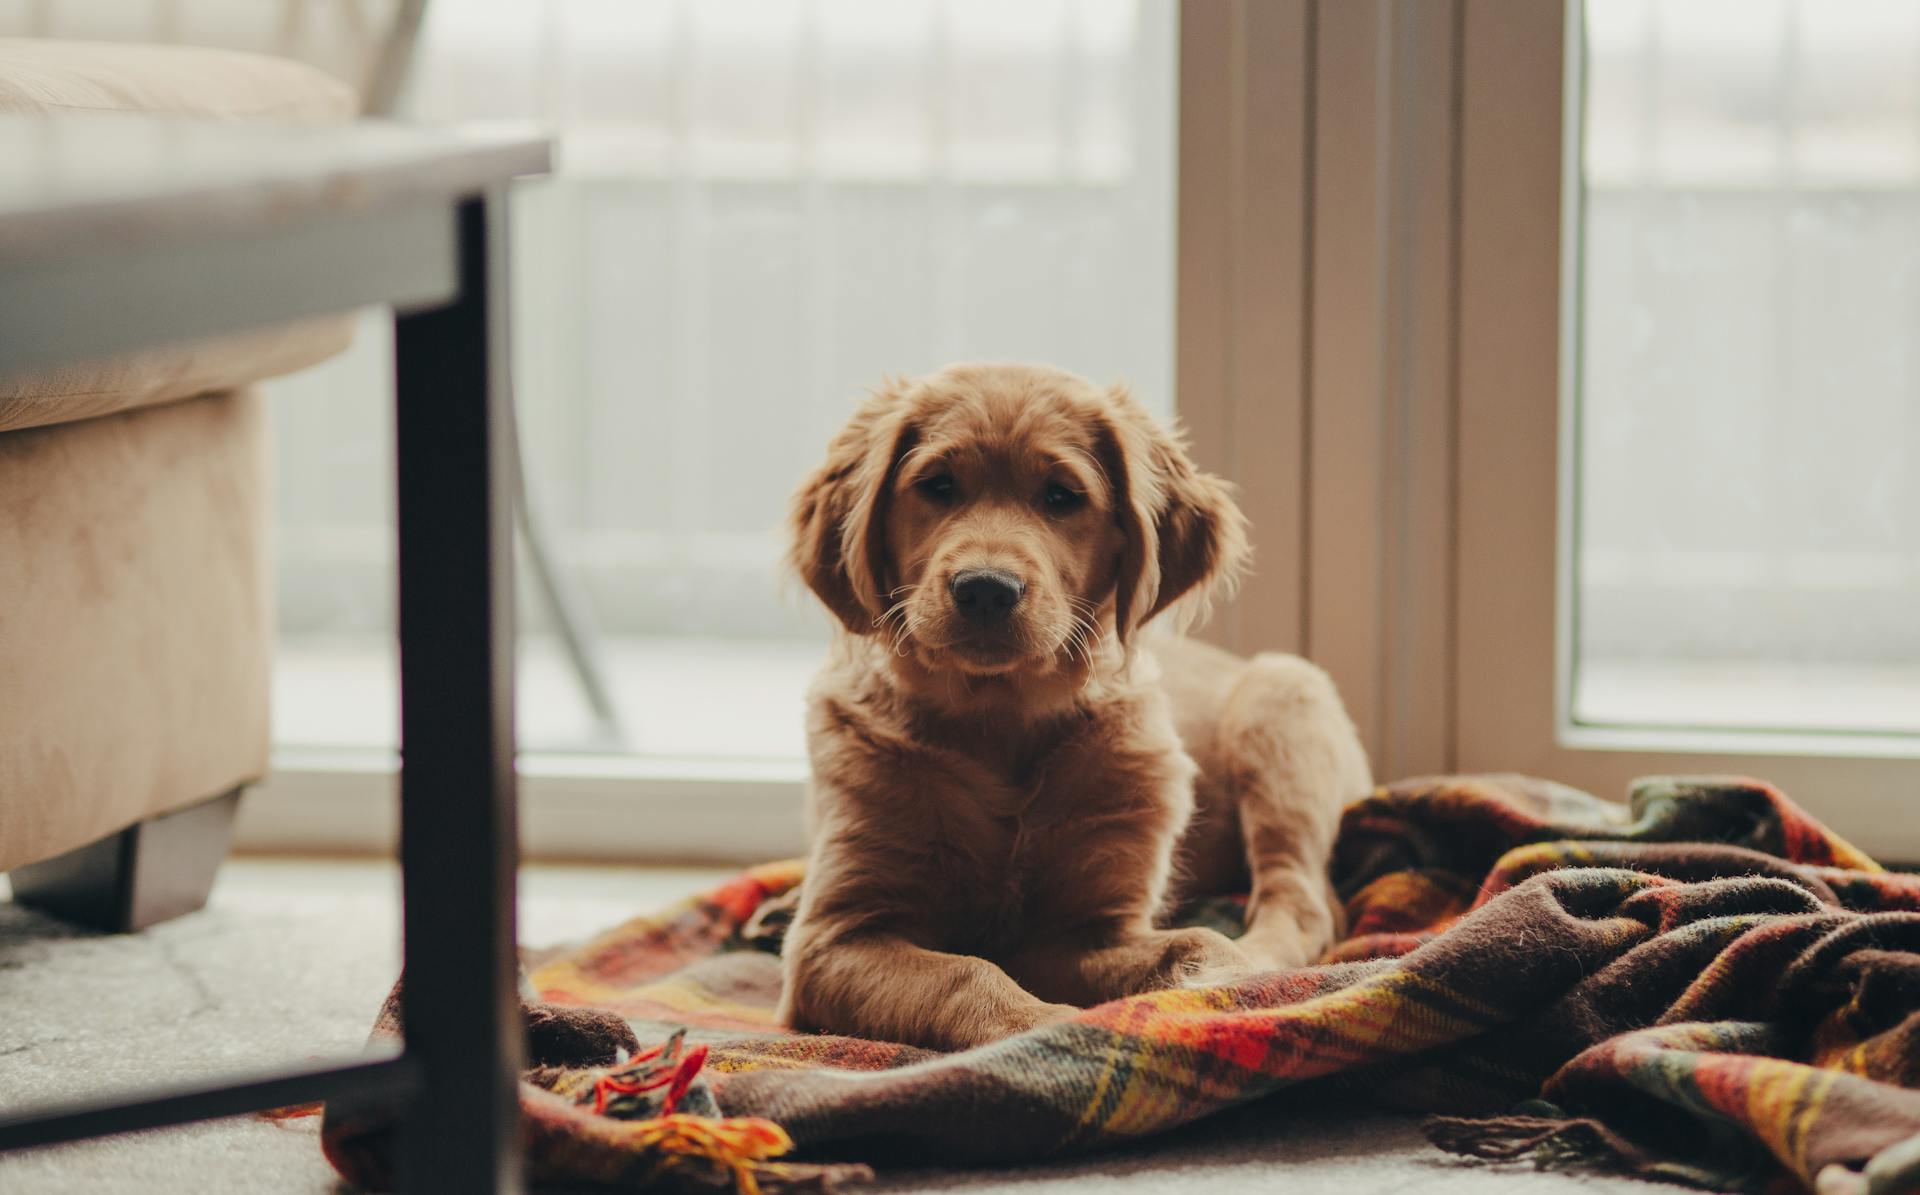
[235,751,808,865]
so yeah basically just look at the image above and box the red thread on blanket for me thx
[591,1040,711,1116]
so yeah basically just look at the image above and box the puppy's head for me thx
[789,363,1248,683]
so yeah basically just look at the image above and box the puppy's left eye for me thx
[1043,484,1084,511]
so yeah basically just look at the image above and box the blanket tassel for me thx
[632,1113,798,1195]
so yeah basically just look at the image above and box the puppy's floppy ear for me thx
[788,381,918,634]
[1098,385,1250,644]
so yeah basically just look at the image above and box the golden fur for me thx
[780,363,1372,1051]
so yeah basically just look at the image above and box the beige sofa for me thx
[0,39,357,928]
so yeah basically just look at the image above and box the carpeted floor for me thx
[0,859,1664,1194]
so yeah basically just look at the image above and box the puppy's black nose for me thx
[950,569,1025,622]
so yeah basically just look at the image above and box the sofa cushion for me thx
[0,36,354,121]
[0,316,354,434]
[0,37,358,430]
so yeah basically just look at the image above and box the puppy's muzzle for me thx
[949,568,1025,625]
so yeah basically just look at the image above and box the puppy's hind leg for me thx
[1007,926,1255,1004]
[1216,654,1371,970]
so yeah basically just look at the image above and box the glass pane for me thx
[265,0,1177,759]
[1572,0,1920,737]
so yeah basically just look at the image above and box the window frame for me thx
[1189,0,1919,861]
[1453,0,1920,858]
[1180,0,1461,786]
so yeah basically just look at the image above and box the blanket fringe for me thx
[565,1032,850,1195]
[630,1113,798,1195]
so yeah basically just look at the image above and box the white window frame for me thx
[1179,0,1461,788]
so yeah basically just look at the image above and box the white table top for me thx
[0,115,552,260]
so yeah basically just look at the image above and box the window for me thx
[1573,0,1920,738]
[246,0,1918,861]
[265,1,1177,768]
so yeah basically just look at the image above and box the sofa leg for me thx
[9,788,243,932]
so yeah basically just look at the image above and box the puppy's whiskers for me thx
[1064,594,1104,624]
[1063,596,1106,661]
[875,585,918,657]
[1055,615,1091,672]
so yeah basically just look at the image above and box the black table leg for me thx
[392,191,524,1194]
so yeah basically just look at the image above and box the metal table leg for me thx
[392,190,525,1194]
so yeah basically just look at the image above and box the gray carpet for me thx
[0,860,1666,1194]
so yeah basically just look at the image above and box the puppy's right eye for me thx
[918,474,956,502]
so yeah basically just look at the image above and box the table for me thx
[0,115,552,1194]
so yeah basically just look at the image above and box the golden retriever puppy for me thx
[779,363,1371,1051]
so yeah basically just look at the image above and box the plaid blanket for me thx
[321,775,1920,1194]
